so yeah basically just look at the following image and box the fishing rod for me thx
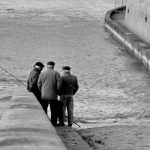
[0,65,27,87]
[0,65,81,127]
[65,116,81,128]
[73,120,81,128]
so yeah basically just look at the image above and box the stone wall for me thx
[125,0,150,44]
[0,87,67,150]
[105,6,150,71]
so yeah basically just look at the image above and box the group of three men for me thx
[27,61,79,127]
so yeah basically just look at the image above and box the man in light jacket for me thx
[38,61,60,126]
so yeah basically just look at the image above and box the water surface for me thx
[0,0,150,129]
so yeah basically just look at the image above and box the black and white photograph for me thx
[0,0,150,149]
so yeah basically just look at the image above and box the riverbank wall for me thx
[105,6,150,70]
[0,87,67,150]
[125,0,150,45]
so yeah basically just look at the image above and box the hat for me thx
[35,62,44,68]
[62,66,71,70]
[47,61,55,66]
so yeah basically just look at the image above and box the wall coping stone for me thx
[0,87,67,150]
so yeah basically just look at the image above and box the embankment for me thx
[0,87,67,150]
[105,6,150,70]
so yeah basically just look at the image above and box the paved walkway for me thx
[55,126,92,150]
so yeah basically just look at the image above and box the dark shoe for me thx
[53,124,59,126]
[55,123,65,127]
[68,124,72,127]
[58,123,65,126]
[60,123,65,126]
[52,122,59,126]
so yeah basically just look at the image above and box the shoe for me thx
[60,123,65,126]
[55,123,65,126]
[53,123,59,126]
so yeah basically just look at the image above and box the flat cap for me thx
[62,66,71,70]
[47,61,55,66]
[35,62,44,68]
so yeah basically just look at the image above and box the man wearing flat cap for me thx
[58,66,79,127]
[27,62,45,103]
[38,61,60,126]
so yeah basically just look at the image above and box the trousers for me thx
[41,100,58,126]
[60,95,74,125]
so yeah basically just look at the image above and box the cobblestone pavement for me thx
[55,126,92,150]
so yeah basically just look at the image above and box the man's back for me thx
[38,68,60,100]
[27,68,40,92]
[60,72,78,95]
[58,66,79,127]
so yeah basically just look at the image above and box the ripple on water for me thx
[0,91,12,119]
[0,0,150,129]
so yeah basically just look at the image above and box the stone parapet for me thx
[0,87,67,150]
[105,6,150,70]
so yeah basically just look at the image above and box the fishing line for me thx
[0,65,27,87]
[0,65,81,127]
[65,116,81,128]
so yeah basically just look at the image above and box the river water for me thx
[0,0,150,129]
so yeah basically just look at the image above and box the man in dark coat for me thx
[58,66,79,127]
[27,62,44,103]
[38,61,61,126]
